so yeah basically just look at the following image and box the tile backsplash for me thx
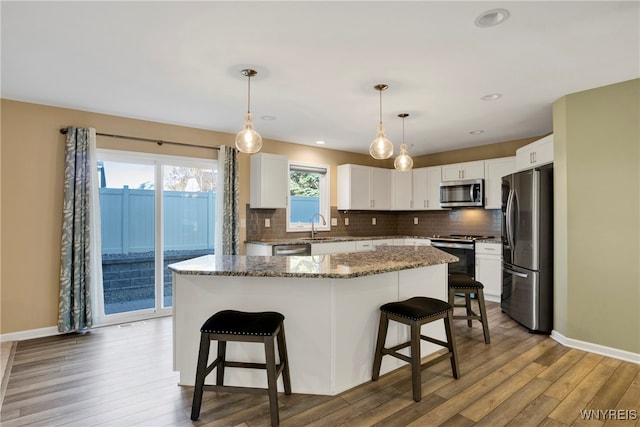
[246,204,502,241]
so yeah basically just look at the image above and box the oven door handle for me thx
[431,241,474,250]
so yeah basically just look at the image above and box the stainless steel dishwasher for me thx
[272,243,311,256]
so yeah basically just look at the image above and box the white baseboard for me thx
[0,326,60,343]
[551,330,640,364]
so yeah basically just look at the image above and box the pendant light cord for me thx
[247,74,252,114]
[379,89,383,124]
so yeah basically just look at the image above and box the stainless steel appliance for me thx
[430,235,493,277]
[440,179,484,208]
[272,244,311,256]
[501,165,553,333]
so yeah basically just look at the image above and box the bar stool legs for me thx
[448,274,491,344]
[190,310,291,427]
[372,297,460,402]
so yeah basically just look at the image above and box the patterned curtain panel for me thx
[58,127,100,333]
[216,145,240,255]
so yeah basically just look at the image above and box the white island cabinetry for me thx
[170,247,456,396]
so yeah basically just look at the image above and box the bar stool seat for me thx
[190,310,291,426]
[371,296,460,402]
[448,273,491,344]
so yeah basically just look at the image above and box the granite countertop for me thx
[168,245,458,279]
[245,235,431,246]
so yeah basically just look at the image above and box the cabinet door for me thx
[425,166,444,210]
[392,170,413,210]
[441,164,463,181]
[337,164,371,210]
[370,167,391,210]
[475,255,502,302]
[534,134,554,166]
[462,160,485,180]
[250,153,288,208]
[411,168,428,210]
[442,161,484,181]
[311,241,357,255]
[484,157,515,209]
[516,135,554,171]
[246,243,272,256]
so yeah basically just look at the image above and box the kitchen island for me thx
[169,245,457,395]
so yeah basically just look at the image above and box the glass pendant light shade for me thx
[235,68,262,154]
[370,123,394,159]
[394,143,413,171]
[369,84,394,160]
[394,113,413,171]
[235,112,263,153]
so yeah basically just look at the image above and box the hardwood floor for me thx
[1,302,638,426]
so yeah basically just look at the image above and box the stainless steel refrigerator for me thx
[501,165,553,333]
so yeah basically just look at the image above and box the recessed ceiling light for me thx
[481,93,502,101]
[469,130,484,135]
[315,140,326,145]
[260,115,277,121]
[475,9,510,27]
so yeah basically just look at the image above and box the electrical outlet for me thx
[372,217,376,225]
[414,217,419,225]
[265,218,270,228]
[344,218,349,226]
[331,217,337,226]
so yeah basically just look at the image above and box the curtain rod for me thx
[59,128,220,151]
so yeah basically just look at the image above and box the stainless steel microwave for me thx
[440,179,484,208]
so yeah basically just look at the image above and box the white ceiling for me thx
[2,1,638,156]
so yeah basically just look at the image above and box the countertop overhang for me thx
[168,245,458,279]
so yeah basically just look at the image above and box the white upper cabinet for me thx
[250,153,288,208]
[391,170,413,210]
[412,166,444,210]
[484,156,516,209]
[441,160,485,181]
[516,134,554,171]
[370,167,391,210]
[337,164,390,210]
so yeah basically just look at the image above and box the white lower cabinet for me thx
[246,243,272,256]
[474,242,502,302]
[311,241,357,255]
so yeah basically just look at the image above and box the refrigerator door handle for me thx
[506,189,515,259]
[504,266,528,278]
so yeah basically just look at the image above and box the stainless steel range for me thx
[430,234,494,277]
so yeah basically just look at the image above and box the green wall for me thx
[553,79,640,354]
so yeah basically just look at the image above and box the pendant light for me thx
[235,68,263,153]
[369,84,394,159]
[394,113,414,171]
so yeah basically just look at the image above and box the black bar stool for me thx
[371,296,460,402]
[190,310,291,427]
[448,273,491,344]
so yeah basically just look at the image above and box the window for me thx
[96,149,216,325]
[287,162,330,232]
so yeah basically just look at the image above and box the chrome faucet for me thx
[310,213,327,239]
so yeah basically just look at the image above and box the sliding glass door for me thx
[96,150,216,325]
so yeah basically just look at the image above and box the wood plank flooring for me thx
[1,302,638,426]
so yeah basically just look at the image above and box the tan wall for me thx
[553,79,640,354]
[0,98,553,336]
